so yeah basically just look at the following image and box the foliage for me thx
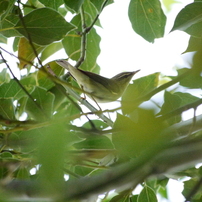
[0,0,202,201]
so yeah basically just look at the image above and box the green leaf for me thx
[62,14,101,72]
[37,61,64,90]
[0,0,9,16]
[0,79,27,99]
[1,13,22,37]
[15,8,76,45]
[74,135,113,150]
[122,72,159,114]
[182,178,202,200]
[178,68,202,89]
[0,68,10,84]
[25,86,55,120]
[40,42,63,62]
[90,0,114,12]
[171,2,202,37]
[18,37,45,69]
[64,0,84,13]
[0,98,15,119]
[138,185,157,202]
[113,110,163,157]
[83,0,101,27]
[38,123,67,194]
[183,36,202,53]
[0,33,7,43]
[128,0,166,43]
[159,91,182,124]
[38,0,64,10]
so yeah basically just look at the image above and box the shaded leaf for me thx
[0,68,10,84]
[159,91,182,124]
[37,61,64,90]
[64,0,84,13]
[178,68,202,88]
[128,0,166,43]
[183,36,202,53]
[15,8,75,45]
[138,185,157,202]
[171,2,202,37]
[18,37,45,69]
[62,14,101,72]
[39,0,63,10]
[0,98,15,119]
[40,42,63,62]
[0,79,27,99]
[122,72,159,114]
[90,0,114,12]
[25,86,55,120]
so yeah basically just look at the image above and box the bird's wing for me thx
[80,70,120,94]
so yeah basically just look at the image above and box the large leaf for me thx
[15,8,76,45]
[128,0,166,43]
[171,2,202,37]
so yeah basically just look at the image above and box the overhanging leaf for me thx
[128,0,166,43]
[171,2,202,36]
[15,8,76,45]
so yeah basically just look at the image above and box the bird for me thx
[56,60,140,103]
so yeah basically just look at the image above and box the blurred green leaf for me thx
[128,0,166,43]
[113,109,163,157]
[122,72,159,114]
[15,8,75,45]
[0,68,10,84]
[138,185,157,202]
[184,36,202,53]
[38,123,67,194]
[178,68,202,88]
